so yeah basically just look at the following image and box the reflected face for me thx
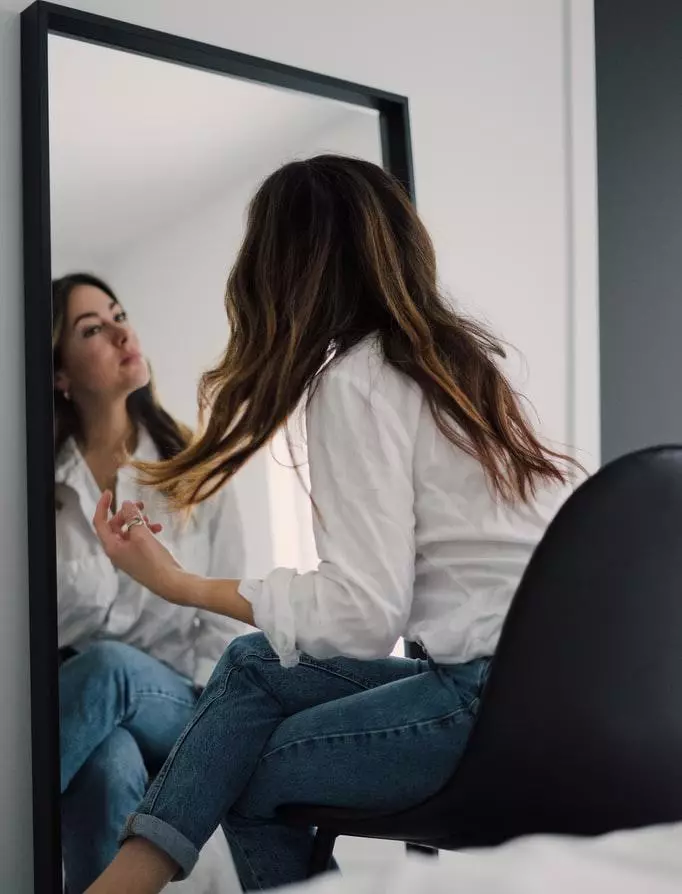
[55,284,150,402]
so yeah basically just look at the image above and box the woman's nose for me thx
[112,325,128,347]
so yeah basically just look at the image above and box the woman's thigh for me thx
[234,659,487,819]
[218,632,432,716]
[60,640,198,780]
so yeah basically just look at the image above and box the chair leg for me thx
[308,828,338,877]
[406,843,439,858]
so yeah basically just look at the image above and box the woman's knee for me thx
[220,632,274,667]
[71,728,148,794]
[69,640,152,680]
[59,642,155,714]
[207,632,275,682]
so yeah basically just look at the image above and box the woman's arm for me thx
[237,360,419,665]
[93,492,254,623]
[168,572,254,626]
[94,354,419,665]
[156,361,418,654]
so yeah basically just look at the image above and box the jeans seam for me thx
[118,691,197,735]
[260,706,469,760]
[134,690,197,709]
[143,664,236,814]
[234,650,405,693]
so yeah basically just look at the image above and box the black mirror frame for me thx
[20,3,415,891]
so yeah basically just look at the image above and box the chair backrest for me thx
[440,447,682,845]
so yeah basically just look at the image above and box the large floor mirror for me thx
[21,5,415,892]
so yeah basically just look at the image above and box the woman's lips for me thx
[120,353,143,366]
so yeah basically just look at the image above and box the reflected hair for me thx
[136,154,575,508]
[52,273,191,460]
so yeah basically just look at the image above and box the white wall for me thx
[99,109,383,433]
[0,0,598,890]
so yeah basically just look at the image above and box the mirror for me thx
[34,20,411,894]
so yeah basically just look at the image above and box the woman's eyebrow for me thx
[72,301,118,329]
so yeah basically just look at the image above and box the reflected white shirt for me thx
[240,338,570,667]
[55,428,251,686]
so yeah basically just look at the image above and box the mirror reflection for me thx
[49,34,384,894]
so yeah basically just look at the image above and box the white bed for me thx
[170,829,241,894]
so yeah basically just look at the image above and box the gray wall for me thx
[596,0,682,461]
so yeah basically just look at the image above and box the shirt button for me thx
[193,617,201,628]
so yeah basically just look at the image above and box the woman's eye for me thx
[114,311,128,324]
[83,324,102,338]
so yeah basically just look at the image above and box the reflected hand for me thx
[93,492,184,601]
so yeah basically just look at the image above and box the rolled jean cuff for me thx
[120,812,199,881]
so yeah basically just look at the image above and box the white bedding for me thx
[174,829,240,894]
[277,824,682,894]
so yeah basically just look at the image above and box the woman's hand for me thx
[93,493,254,625]
[93,492,185,602]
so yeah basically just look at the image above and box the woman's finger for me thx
[142,515,163,535]
[120,499,142,520]
[121,501,159,544]
[107,507,129,536]
[93,491,118,553]
[110,500,144,536]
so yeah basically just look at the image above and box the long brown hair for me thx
[53,273,191,461]
[138,155,573,508]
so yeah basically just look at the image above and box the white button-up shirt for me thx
[56,428,250,686]
[240,337,570,667]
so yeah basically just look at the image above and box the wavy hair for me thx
[137,155,574,507]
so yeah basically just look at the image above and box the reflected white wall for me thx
[64,110,383,578]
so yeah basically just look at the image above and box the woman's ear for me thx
[54,369,71,399]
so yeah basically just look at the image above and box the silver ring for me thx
[121,517,144,534]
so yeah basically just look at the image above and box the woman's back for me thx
[309,338,568,664]
[236,337,569,668]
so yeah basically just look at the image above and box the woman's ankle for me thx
[85,837,177,894]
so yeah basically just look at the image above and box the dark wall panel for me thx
[596,0,682,461]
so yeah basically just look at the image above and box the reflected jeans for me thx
[59,640,198,894]
[124,632,490,891]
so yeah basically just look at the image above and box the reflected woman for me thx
[86,157,576,893]
[52,273,248,893]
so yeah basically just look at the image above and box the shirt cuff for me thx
[239,570,300,667]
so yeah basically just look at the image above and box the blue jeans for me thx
[124,632,489,891]
[59,641,198,893]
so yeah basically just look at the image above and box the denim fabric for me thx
[124,632,489,891]
[59,641,197,893]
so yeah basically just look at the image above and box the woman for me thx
[53,273,249,893]
[86,156,575,894]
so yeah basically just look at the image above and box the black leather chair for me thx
[279,446,682,875]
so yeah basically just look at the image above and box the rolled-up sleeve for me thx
[239,364,417,665]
